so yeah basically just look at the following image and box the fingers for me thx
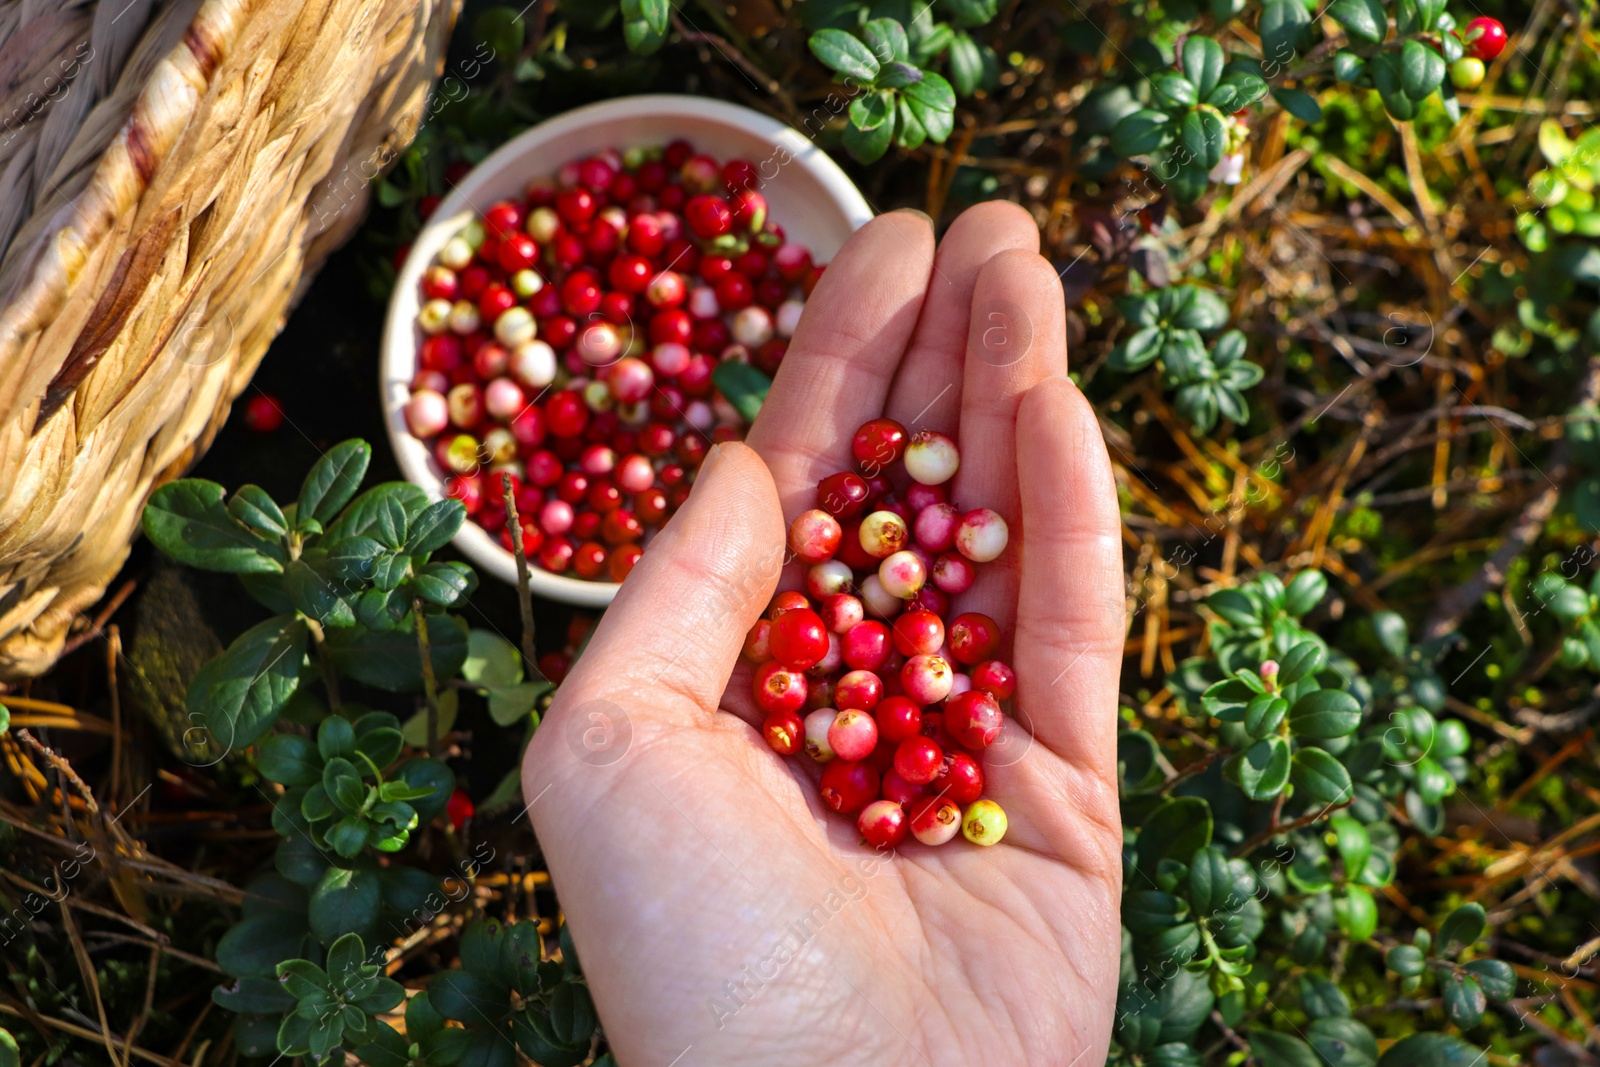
[1011,377,1125,773]
[746,210,935,517]
[949,249,1070,635]
[885,201,1041,434]
[546,443,784,731]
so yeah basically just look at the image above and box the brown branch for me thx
[501,473,539,679]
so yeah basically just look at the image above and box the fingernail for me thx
[889,207,933,223]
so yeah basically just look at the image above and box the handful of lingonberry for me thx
[403,141,826,583]
[748,418,1014,850]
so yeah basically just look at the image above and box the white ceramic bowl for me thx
[382,94,874,607]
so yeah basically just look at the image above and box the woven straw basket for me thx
[0,0,458,677]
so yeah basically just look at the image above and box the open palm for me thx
[523,202,1125,1067]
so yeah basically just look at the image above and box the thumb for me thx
[544,442,783,734]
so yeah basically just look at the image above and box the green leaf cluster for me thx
[1108,285,1263,432]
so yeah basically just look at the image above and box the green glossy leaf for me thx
[902,71,955,142]
[299,440,371,526]
[1377,1034,1484,1067]
[1248,1030,1320,1067]
[144,480,283,573]
[948,31,984,96]
[257,734,322,787]
[1441,973,1486,1028]
[1181,108,1225,171]
[1292,748,1354,805]
[1438,902,1486,952]
[1463,958,1515,1000]
[1335,886,1377,941]
[327,613,469,692]
[862,17,909,63]
[1299,973,1351,1018]
[1181,36,1225,101]
[1290,689,1362,739]
[308,864,382,944]
[1283,571,1328,615]
[1233,736,1291,799]
[1136,796,1212,870]
[1273,86,1323,124]
[228,485,287,539]
[1111,110,1174,157]
[405,500,466,555]
[1328,0,1386,43]
[1329,814,1371,877]
[712,360,773,421]
[1308,1017,1378,1066]
[186,616,307,751]
[810,28,881,81]
[850,89,896,131]
[1400,38,1446,101]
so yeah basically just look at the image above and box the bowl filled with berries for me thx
[382,94,874,606]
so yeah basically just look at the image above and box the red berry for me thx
[908,796,961,846]
[243,394,284,433]
[894,736,944,786]
[763,710,804,755]
[948,612,1002,665]
[932,750,984,806]
[685,194,734,239]
[835,670,884,712]
[663,139,694,168]
[446,788,474,831]
[945,690,1003,751]
[880,768,925,807]
[754,660,808,715]
[852,418,908,473]
[858,799,908,848]
[546,390,590,438]
[819,760,880,815]
[743,619,773,662]
[1463,16,1507,60]
[770,608,829,671]
[874,696,922,744]
[891,610,945,657]
[971,659,1017,701]
[539,537,575,574]
[769,590,812,618]
[788,509,843,564]
[556,187,596,225]
[573,541,608,579]
[842,620,892,671]
[722,159,760,190]
[498,233,539,273]
[821,593,865,634]
[484,200,522,239]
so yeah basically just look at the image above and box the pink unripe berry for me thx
[812,631,844,675]
[579,444,617,477]
[804,708,836,762]
[858,511,909,559]
[859,575,903,619]
[819,760,880,815]
[895,736,944,786]
[511,340,557,388]
[789,509,843,565]
[651,341,691,377]
[493,306,537,347]
[828,709,879,762]
[822,593,865,634]
[616,454,655,494]
[807,560,854,601]
[577,322,622,365]
[931,552,976,594]
[905,481,949,512]
[484,378,526,421]
[763,710,804,755]
[835,670,884,712]
[405,389,449,437]
[955,508,1009,562]
[447,383,484,428]
[731,306,774,347]
[754,660,808,715]
[902,654,954,705]
[858,799,908,849]
[481,427,516,465]
[540,499,574,536]
[961,799,1008,846]
[903,431,960,484]
[687,286,720,319]
[842,620,891,671]
[878,550,927,599]
[971,660,1016,700]
[606,357,655,403]
[910,796,962,846]
[775,299,805,338]
[913,502,961,552]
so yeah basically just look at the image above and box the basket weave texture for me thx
[0,0,457,677]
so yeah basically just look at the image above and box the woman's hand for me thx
[524,201,1125,1067]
